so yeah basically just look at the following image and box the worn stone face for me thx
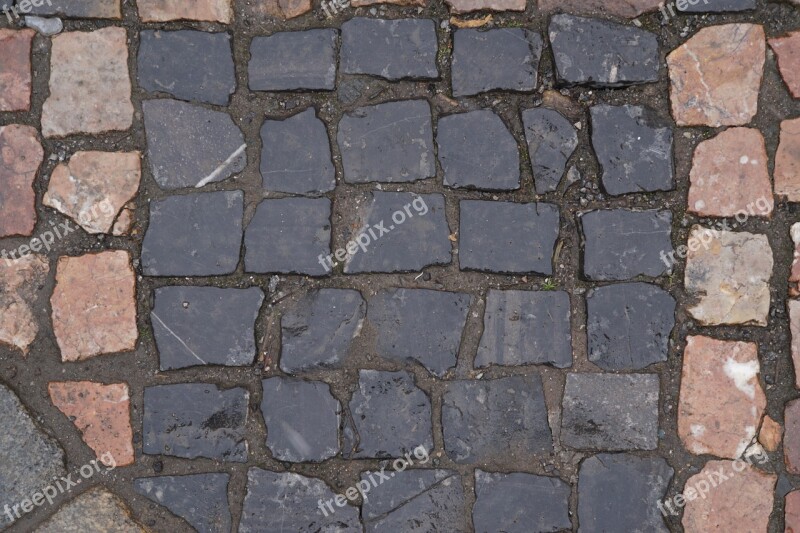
[522,107,578,194]
[786,398,800,474]
[152,286,264,370]
[451,28,541,97]
[137,0,232,22]
[770,32,800,98]
[249,30,337,91]
[776,118,800,201]
[134,474,231,533]
[42,27,133,137]
[367,288,471,377]
[459,200,559,275]
[442,376,552,463]
[255,0,311,18]
[0,29,33,111]
[684,227,772,326]
[25,16,63,36]
[0,124,43,237]
[444,0,524,13]
[0,254,49,355]
[759,415,782,453]
[27,0,121,18]
[561,373,659,451]
[538,0,663,18]
[143,383,249,462]
[578,454,672,533]
[51,251,137,361]
[35,488,145,532]
[792,301,800,389]
[667,24,765,126]
[788,491,800,532]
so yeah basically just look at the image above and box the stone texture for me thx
[341,18,438,80]
[0,124,43,237]
[43,151,141,234]
[138,30,235,106]
[578,454,673,533]
[688,128,772,217]
[678,336,766,458]
[48,381,133,466]
[442,376,552,463]
[249,30,337,91]
[587,283,675,371]
[338,100,434,183]
[0,29,33,111]
[667,24,765,127]
[367,288,471,377]
[538,0,663,18]
[475,290,572,369]
[445,0,524,13]
[682,460,775,531]
[770,31,800,98]
[255,0,311,18]
[590,105,674,195]
[137,0,232,22]
[27,0,120,17]
[776,118,800,201]
[684,226,772,326]
[143,99,246,190]
[561,373,659,451]
[473,471,571,533]
[141,190,244,277]
[353,0,424,5]
[522,108,578,194]
[550,15,659,87]
[261,377,340,462]
[25,16,63,36]
[143,383,249,462]
[35,488,145,532]
[788,491,800,533]
[42,27,133,137]
[681,0,755,11]
[0,254,49,355]
[438,110,520,191]
[759,415,782,453]
[451,28,541,97]
[152,286,264,370]
[459,200,559,274]
[792,300,800,388]
[134,474,231,533]
[51,251,137,361]
[786,398,800,474]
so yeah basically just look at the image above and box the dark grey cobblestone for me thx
[522,107,579,194]
[134,474,232,533]
[248,29,337,91]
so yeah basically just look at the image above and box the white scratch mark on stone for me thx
[196,143,247,188]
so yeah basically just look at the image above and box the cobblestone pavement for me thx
[1,0,800,531]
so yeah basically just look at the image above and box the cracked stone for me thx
[785,399,800,475]
[255,0,311,18]
[776,118,800,201]
[134,474,231,533]
[444,0,524,13]
[51,250,137,361]
[142,99,246,190]
[522,107,578,194]
[137,0,232,22]
[0,254,48,355]
[770,31,800,98]
[27,0,120,17]
[667,23,765,126]
[152,286,264,370]
[538,0,663,17]
[0,29,33,111]
[143,383,249,462]
[759,415,782,453]
[792,301,800,388]
[35,488,145,532]
[442,375,552,463]
[0,124,43,237]
[788,491,800,532]
[249,29,337,91]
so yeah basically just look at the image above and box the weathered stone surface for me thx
[776,118,800,201]
[341,18,438,80]
[681,0,755,11]
[476,290,572,368]
[442,376,552,463]
[786,399,800,474]
[281,289,365,373]
[152,286,264,370]
[667,24,765,126]
[578,454,672,533]
[759,415,782,453]
[48,381,133,466]
[24,16,63,36]
[348,370,433,458]
[137,0,232,22]
[339,100,434,183]
[143,383,249,461]
[42,27,133,137]
[134,474,231,533]
[0,384,66,529]
[344,192,451,273]
[35,488,145,532]
[538,0,662,18]
[792,301,800,388]
[451,28,541,97]
[240,469,360,532]
[51,251,137,361]
[143,99,246,189]
[788,491,800,533]
[684,227,772,326]
[550,15,659,87]
[368,288,471,377]
[27,0,120,17]
[590,105,674,195]
[581,209,673,280]
[438,110,520,191]
[770,32,800,98]
[682,460,775,531]
[688,128,772,217]
[0,29,33,111]
[138,30,235,106]
[261,377,340,462]
[0,124,43,237]
[244,197,331,275]
[249,30,336,90]
[587,283,675,371]
[255,0,311,18]
[522,108,578,194]
[141,190,244,277]
[44,151,141,234]
[112,206,134,236]
[459,200,559,274]
[445,0,523,12]
[561,373,659,451]
[678,336,766,458]
[473,470,571,533]
[0,254,48,355]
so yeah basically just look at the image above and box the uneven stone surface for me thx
[444,0,524,13]
[137,0,232,22]
[0,254,49,355]
[0,124,43,237]
[522,107,578,194]
[255,0,311,18]
[786,398,800,474]
[35,488,145,533]
[776,117,800,201]
[792,300,800,389]
[27,0,120,18]
[788,491,800,532]
[24,16,63,36]
[134,474,231,533]
[760,414,782,453]
[0,29,34,111]
[770,31,800,98]
[538,0,663,18]
[249,30,337,91]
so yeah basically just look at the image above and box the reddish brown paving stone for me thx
[758,415,782,453]
[790,223,800,294]
[48,381,134,467]
[137,0,232,22]
[785,398,800,475]
[791,300,800,389]
[112,205,135,236]
[50,250,137,361]
[775,118,800,202]
[787,491,800,533]
[667,24,765,127]
[0,124,43,238]
[35,488,146,532]
[537,0,662,18]
[0,254,49,356]
[0,29,34,112]
[445,0,524,13]
[254,0,311,18]
[770,31,800,98]
[687,128,772,218]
